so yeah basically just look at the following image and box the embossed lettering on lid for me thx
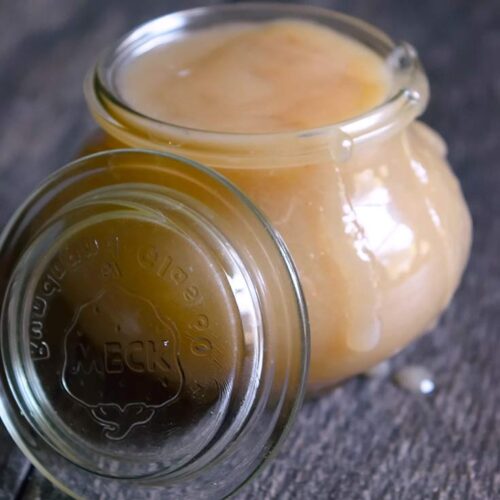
[12,210,246,475]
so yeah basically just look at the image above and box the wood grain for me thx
[0,1,499,499]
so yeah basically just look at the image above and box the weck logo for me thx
[62,285,184,440]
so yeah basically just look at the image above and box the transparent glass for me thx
[0,150,308,498]
[85,4,472,387]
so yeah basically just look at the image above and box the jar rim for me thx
[85,3,430,164]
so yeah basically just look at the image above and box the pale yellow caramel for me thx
[119,20,390,133]
[88,19,472,387]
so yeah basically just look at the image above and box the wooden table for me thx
[0,1,498,498]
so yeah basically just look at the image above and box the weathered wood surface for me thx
[0,1,499,498]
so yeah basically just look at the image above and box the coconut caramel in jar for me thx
[85,4,472,387]
[119,20,390,133]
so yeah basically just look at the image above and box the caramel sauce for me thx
[118,20,390,133]
[86,20,472,386]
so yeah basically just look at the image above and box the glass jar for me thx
[0,150,308,498]
[84,4,472,388]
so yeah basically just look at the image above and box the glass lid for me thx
[0,149,308,498]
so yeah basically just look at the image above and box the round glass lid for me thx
[0,149,309,498]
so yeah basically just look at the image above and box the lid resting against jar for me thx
[0,150,309,498]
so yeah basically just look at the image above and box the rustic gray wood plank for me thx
[0,0,499,499]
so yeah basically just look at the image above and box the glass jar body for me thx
[84,4,472,387]
[82,121,472,387]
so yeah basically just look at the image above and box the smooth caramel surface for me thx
[119,20,390,133]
